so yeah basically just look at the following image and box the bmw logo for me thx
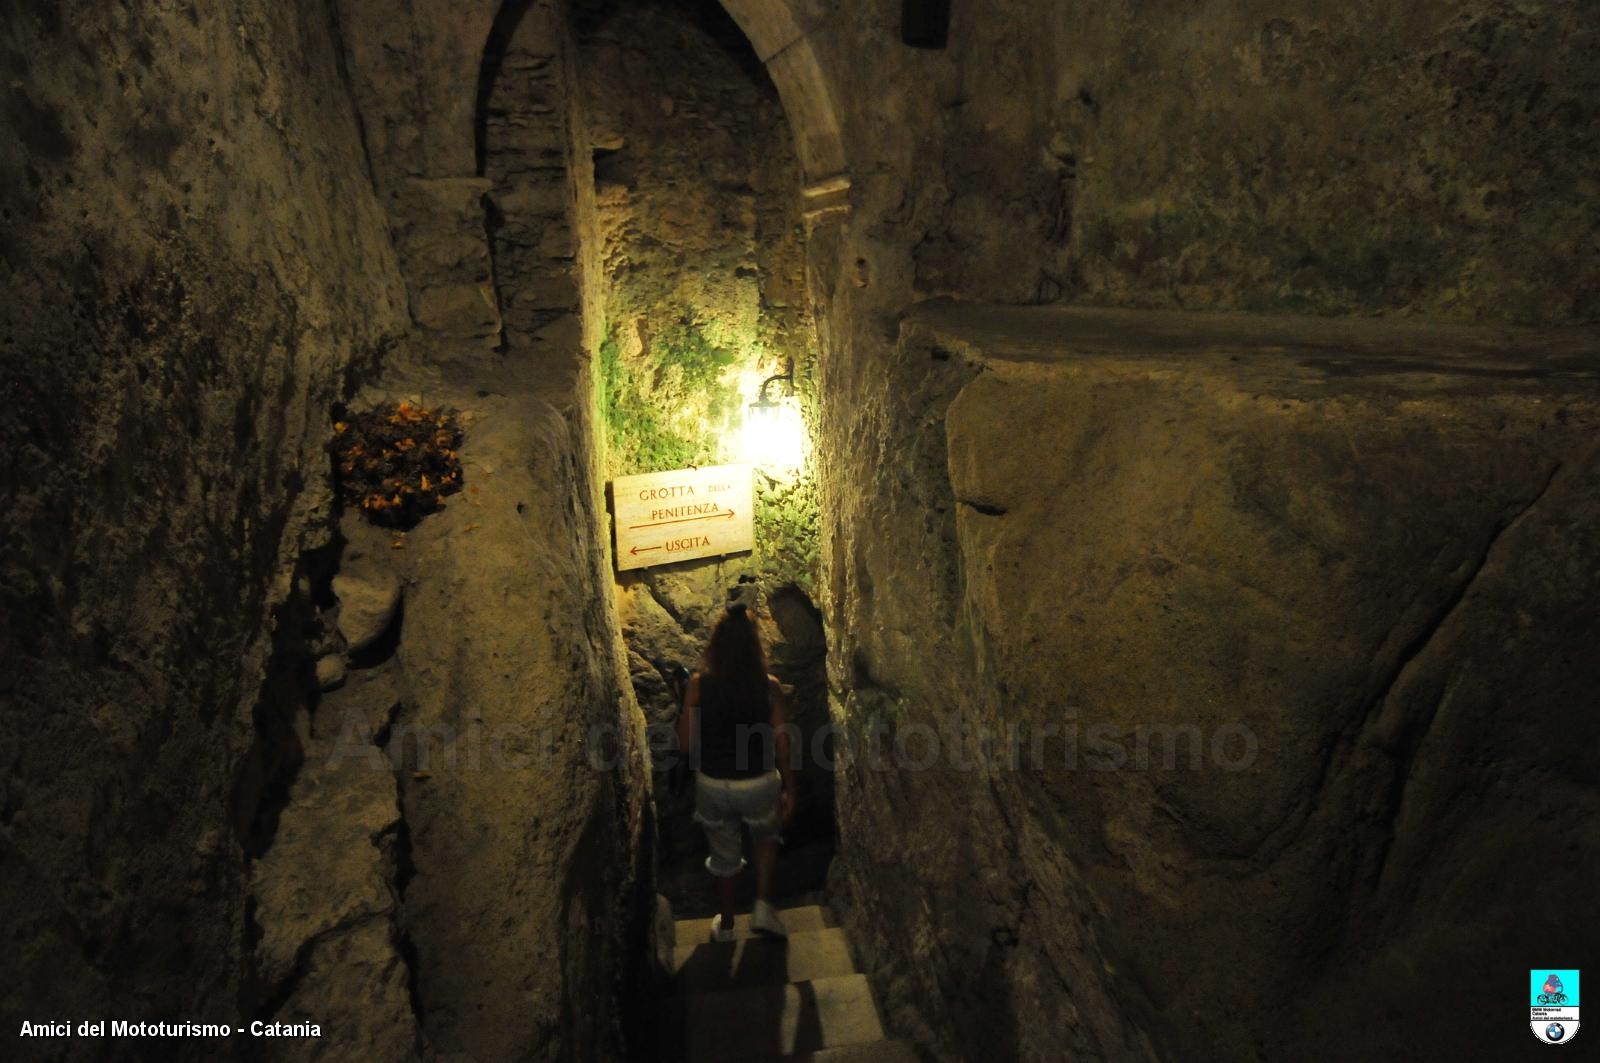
[1547,1022,1566,1041]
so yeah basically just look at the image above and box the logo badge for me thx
[1532,969,1580,1045]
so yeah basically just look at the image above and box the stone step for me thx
[673,926,857,994]
[770,1041,920,1063]
[675,904,835,943]
[665,973,886,1063]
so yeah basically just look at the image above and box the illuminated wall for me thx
[576,0,819,586]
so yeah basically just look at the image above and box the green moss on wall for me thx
[656,322,738,392]
[599,315,820,589]
[600,323,731,475]
[754,470,819,590]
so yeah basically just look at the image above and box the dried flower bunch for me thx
[331,401,464,528]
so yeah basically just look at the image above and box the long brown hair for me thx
[703,602,768,696]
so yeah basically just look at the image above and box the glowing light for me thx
[741,397,807,473]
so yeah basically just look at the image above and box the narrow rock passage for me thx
[660,903,914,1062]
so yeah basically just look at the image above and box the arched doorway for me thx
[473,0,838,912]
[571,0,835,912]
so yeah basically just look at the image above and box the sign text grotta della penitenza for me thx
[612,463,754,571]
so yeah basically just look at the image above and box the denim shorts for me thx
[693,770,782,877]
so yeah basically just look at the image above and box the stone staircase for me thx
[660,904,916,1062]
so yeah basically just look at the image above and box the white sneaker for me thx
[710,913,737,943]
[750,900,787,938]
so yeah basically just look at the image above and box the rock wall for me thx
[3,0,649,1057]
[814,0,1600,323]
[937,309,1600,1061]
[249,360,653,1063]
[261,0,656,1056]
[0,0,408,1048]
[320,372,647,1062]
[784,2,1600,1059]
[817,302,1600,1061]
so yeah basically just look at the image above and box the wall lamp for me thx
[749,357,796,411]
[741,357,805,473]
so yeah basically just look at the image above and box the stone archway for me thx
[476,0,848,188]
[715,0,850,199]
[335,0,849,353]
[470,0,849,197]
[469,0,855,362]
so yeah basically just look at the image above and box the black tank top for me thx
[697,672,773,779]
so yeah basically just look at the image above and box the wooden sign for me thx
[612,464,754,571]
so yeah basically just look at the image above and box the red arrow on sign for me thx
[630,544,663,556]
[629,509,737,531]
